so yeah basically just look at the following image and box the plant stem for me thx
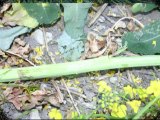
[133,95,160,119]
[0,55,160,82]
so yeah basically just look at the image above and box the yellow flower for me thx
[48,108,63,119]
[111,103,127,118]
[34,47,43,56]
[132,75,142,84]
[146,80,160,97]
[136,88,148,100]
[152,40,156,47]
[97,81,112,93]
[127,100,141,113]
[123,85,135,98]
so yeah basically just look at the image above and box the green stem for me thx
[133,95,160,119]
[0,55,160,82]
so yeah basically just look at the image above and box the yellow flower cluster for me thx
[97,81,112,93]
[48,108,63,119]
[146,80,160,97]
[96,80,160,118]
[127,100,141,113]
[110,103,127,118]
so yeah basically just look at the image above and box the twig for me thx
[103,16,144,36]
[42,27,55,64]
[88,3,108,27]
[127,70,134,84]
[5,51,35,66]
[51,80,64,103]
[117,4,127,17]
[59,87,87,99]
[61,79,80,115]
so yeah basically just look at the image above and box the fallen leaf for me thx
[47,95,60,107]
[0,26,30,51]
[89,39,99,53]
[31,90,47,96]
[9,97,22,110]
[14,38,26,46]
[3,87,13,97]
[107,41,118,54]
[127,20,135,31]
[12,87,23,96]
[87,47,107,58]
[3,3,60,28]
[0,3,11,13]
[88,32,106,53]
[0,50,5,56]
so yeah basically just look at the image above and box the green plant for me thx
[71,79,160,119]
[122,20,160,55]
[0,55,160,82]
[131,3,158,14]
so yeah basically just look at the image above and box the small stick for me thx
[61,79,80,115]
[127,70,134,84]
[42,27,55,64]
[59,87,87,99]
[103,16,144,36]
[5,51,35,66]
[88,3,108,27]
[51,80,64,103]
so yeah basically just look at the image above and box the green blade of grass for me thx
[0,55,160,82]
[133,95,160,119]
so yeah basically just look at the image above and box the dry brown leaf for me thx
[107,41,118,54]
[127,20,135,31]
[47,95,60,107]
[31,90,47,96]
[6,56,16,65]
[10,42,30,58]
[12,87,23,96]
[89,39,99,53]
[3,87,13,97]
[9,97,22,110]
[14,38,26,46]
[0,3,11,13]
[87,47,107,58]
[88,32,106,53]
[0,50,5,56]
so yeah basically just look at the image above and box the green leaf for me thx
[131,3,158,13]
[58,3,92,61]
[122,20,160,55]
[3,3,60,28]
[0,26,30,51]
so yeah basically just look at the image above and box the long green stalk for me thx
[0,55,160,82]
[133,95,160,119]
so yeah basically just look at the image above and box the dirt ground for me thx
[0,4,160,119]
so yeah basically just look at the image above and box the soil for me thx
[0,4,160,119]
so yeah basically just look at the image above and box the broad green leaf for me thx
[58,3,92,61]
[3,3,60,28]
[0,26,30,50]
[122,20,160,55]
[131,3,158,13]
